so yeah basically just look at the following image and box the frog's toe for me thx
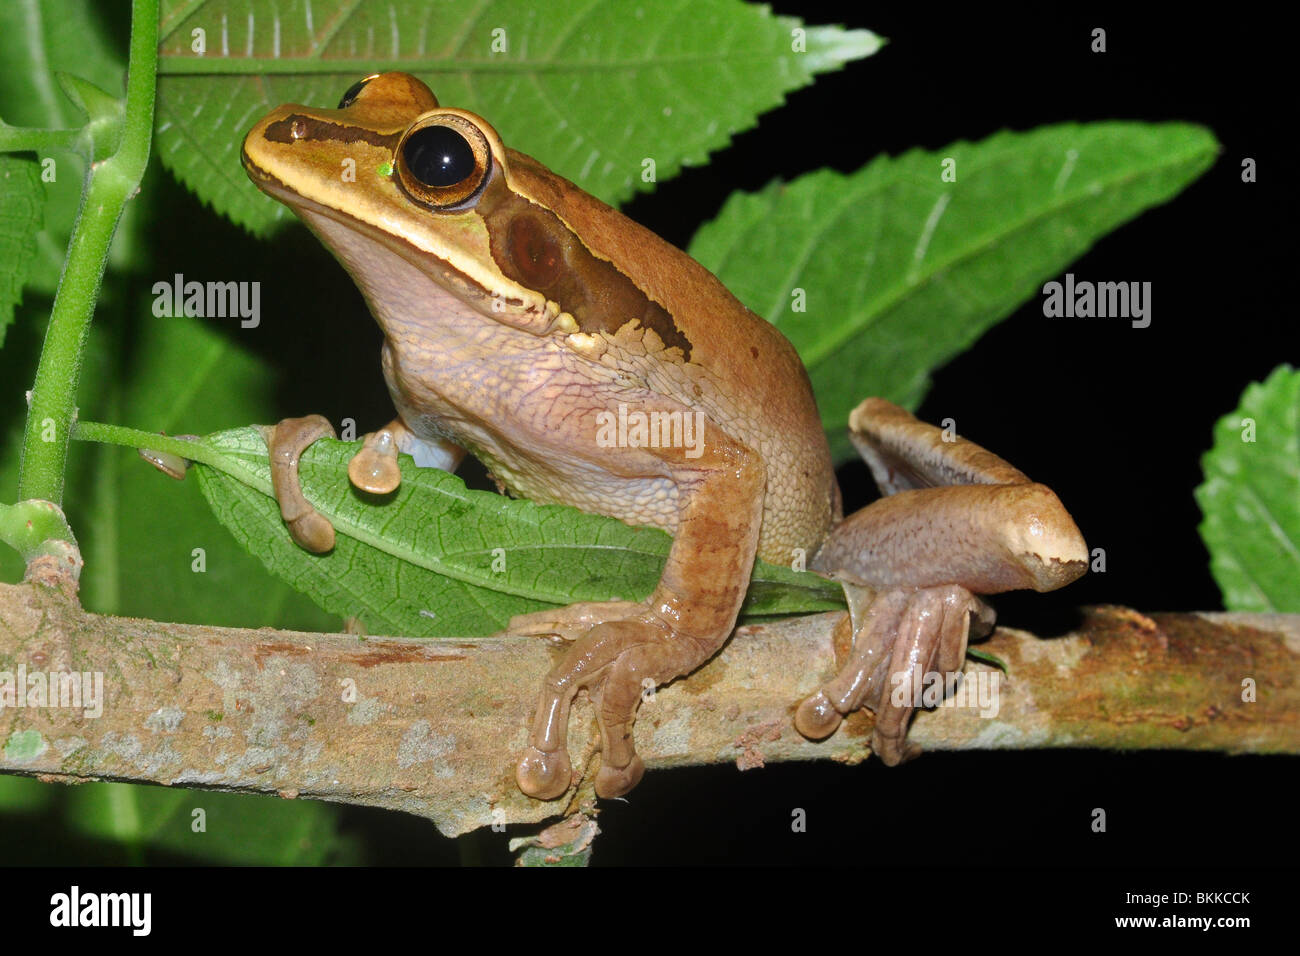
[286,511,336,553]
[507,601,646,641]
[516,745,573,800]
[263,415,338,552]
[865,585,985,763]
[794,690,843,740]
[871,729,922,767]
[794,590,907,741]
[595,755,644,798]
[347,427,404,494]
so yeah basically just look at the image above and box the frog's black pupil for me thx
[337,78,370,109]
[403,125,476,188]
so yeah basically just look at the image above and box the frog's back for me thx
[505,150,838,560]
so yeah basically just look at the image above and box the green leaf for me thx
[511,816,599,866]
[63,782,358,864]
[0,770,357,865]
[154,0,880,234]
[70,314,338,632]
[965,647,1007,673]
[0,155,43,341]
[0,0,131,295]
[0,157,331,629]
[1196,365,1300,613]
[192,427,843,637]
[690,122,1220,458]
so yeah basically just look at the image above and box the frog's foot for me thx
[794,584,993,765]
[264,414,467,554]
[514,606,710,799]
[261,415,337,552]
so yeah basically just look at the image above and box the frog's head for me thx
[241,72,561,335]
[244,72,691,353]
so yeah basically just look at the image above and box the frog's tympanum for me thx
[242,73,1087,799]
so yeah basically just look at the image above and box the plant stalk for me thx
[16,0,159,506]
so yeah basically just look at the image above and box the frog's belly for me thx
[383,329,686,534]
[380,320,829,561]
[484,450,683,535]
[405,407,685,534]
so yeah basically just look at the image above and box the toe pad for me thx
[516,746,573,800]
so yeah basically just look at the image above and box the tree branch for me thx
[1,581,1296,837]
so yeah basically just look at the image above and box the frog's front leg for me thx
[801,398,1087,764]
[513,415,764,801]
[262,414,465,552]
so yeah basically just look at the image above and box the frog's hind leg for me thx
[801,398,1085,764]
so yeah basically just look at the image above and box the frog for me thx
[240,72,1088,800]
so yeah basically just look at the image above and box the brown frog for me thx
[241,73,1088,800]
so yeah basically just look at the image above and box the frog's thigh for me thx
[811,482,1087,594]
[818,396,1088,592]
[516,410,765,801]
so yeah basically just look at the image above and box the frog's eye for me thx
[336,73,381,110]
[395,114,492,210]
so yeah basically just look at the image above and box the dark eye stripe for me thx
[263,114,399,149]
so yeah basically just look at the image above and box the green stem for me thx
[17,0,159,505]
[73,421,276,499]
[73,421,235,474]
[0,125,82,153]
